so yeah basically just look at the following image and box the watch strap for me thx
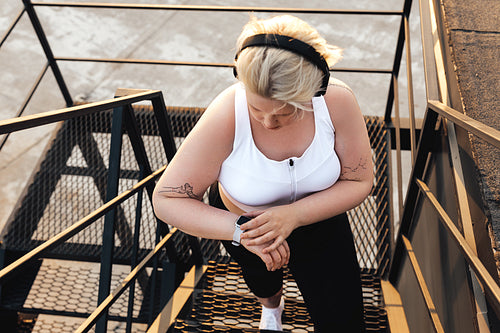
[232,216,251,246]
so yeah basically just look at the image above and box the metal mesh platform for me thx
[1,259,160,323]
[1,104,392,332]
[1,106,204,264]
[1,106,391,273]
[168,261,388,332]
[7,261,388,332]
[16,314,148,333]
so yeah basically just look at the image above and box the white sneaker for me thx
[259,297,284,331]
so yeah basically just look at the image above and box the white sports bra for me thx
[218,84,341,212]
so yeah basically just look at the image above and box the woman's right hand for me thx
[241,239,290,271]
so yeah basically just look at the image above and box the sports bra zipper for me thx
[288,158,297,203]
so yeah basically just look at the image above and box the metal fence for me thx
[387,0,500,331]
[4,0,489,332]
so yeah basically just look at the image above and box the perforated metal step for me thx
[168,261,388,332]
[16,314,147,333]
[1,106,392,332]
[1,107,391,276]
[1,259,154,323]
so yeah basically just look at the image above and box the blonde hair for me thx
[235,15,343,111]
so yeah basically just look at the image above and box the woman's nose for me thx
[263,116,277,128]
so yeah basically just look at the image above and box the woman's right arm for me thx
[152,86,238,241]
[153,85,290,270]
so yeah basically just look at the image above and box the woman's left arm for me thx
[241,85,374,251]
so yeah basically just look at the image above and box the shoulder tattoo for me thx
[340,157,370,181]
[159,183,201,200]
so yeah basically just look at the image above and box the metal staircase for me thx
[1,1,500,332]
[0,100,391,332]
[165,261,389,332]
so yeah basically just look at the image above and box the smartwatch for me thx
[232,215,251,246]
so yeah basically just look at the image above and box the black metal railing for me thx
[390,100,500,333]
[0,89,206,332]
[387,0,500,331]
[0,0,413,265]
[2,0,411,234]
[0,1,419,331]
[0,3,404,113]
[6,0,499,332]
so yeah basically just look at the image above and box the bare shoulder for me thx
[154,85,237,198]
[323,81,372,184]
[323,78,361,126]
[202,84,237,121]
[327,78,354,95]
[177,84,237,161]
[192,84,236,140]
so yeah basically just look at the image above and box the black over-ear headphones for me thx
[233,34,330,96]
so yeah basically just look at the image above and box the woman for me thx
[153,15,372,332]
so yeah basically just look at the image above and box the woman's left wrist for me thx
[288,204,304,229]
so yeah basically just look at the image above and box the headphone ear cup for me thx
[233,66,238,79]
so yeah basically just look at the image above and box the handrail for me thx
[0,83,189,332]
[415,179,500,317]
[401,235,445,332]
[0,89,161,134]
[0,8,25,49]
[53,57,393,74]
[388,0,500,329]
[32,2,404,16]
[23,1,400,114]
[75,227,179,333]
[403,13,417,164]
[0,164,166,282]
[380,0,415,229]
[390,98,500,330]
[428,100,500,148]
[0,1,403,133]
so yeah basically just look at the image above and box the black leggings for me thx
[209,185,365,332]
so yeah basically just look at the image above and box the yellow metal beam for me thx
[147,265,208,333]
[381,280,410,333]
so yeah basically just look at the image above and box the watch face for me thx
[237,216,251,225]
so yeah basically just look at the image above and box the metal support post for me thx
[160,260,176,309]
[150,96,177,162]
[126,166,145,333]
[384,0,414,122]
[389,107,439,283]
[148,243,159,326]
[22,0,73,106]
[96,106,124,333]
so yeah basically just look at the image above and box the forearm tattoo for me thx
[159,183,201,200]
[340,157,369,181]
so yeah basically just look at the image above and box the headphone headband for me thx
[234,34,330,96]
